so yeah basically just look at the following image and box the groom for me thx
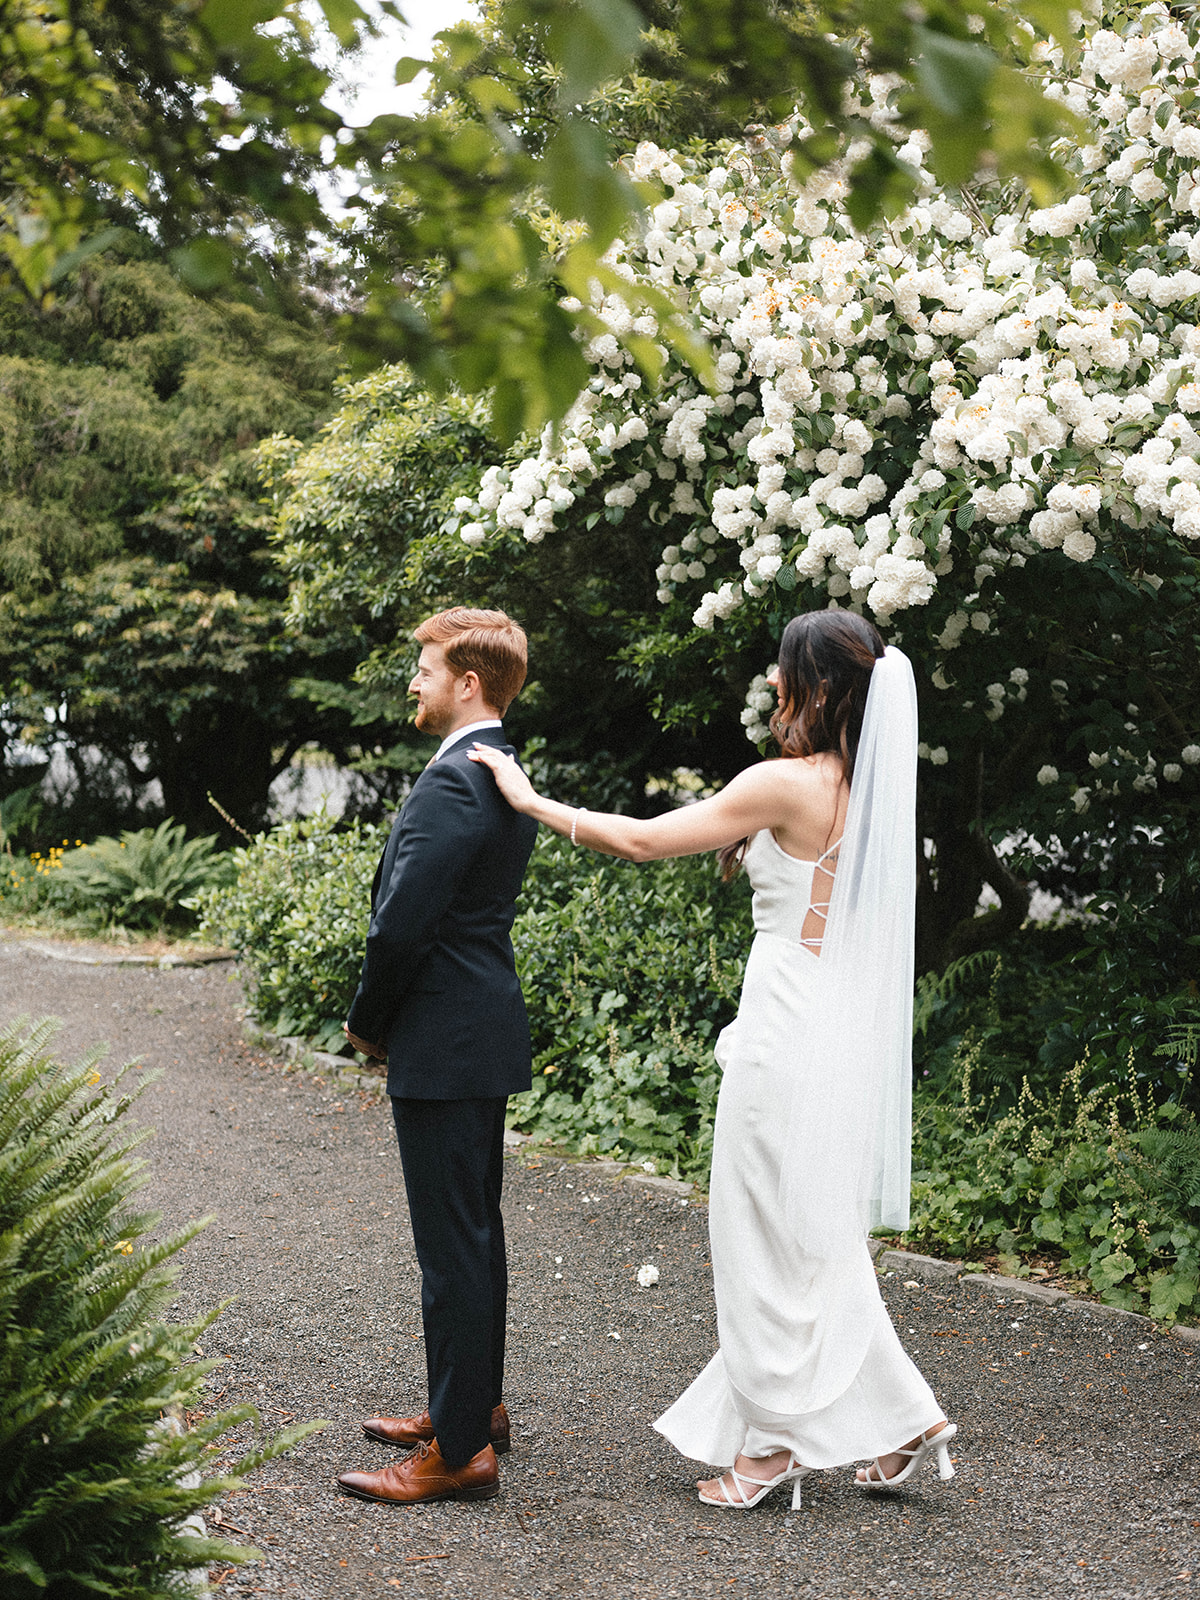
[337,607,537,1505]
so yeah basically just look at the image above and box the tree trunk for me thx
[915,748,1031,975]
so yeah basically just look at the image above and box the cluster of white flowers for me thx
[452,2,1198,780]
[739,669,776,744]
[917,742,950,764]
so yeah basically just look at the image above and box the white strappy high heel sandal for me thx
[698,1453,812,1510]
[856,1422,957,1489]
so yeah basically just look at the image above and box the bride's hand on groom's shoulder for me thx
[469,742,537,812]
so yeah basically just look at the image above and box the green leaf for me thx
[467,75,523,116]
[392,56,430,87]
[1018,0,1077,44]
[1032,1212,1063,1243]
[315,0,368,48]
[1149,1270,1199,1321]
[45,225,125,286]
[543,122,637,250]
[196,0,283,47]
[170,236,235,292]
[1092,1248,1136,1290]
[437,22,486,71]
[846,141,919,230]
[913,28,995,122]
[542,0,643,105]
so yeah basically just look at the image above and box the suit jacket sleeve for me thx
[346,762,487,1045]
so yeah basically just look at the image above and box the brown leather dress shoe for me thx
[337,1440,499,1504]
[363,1401,510,1455]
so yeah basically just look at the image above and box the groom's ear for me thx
[460,669,482,701]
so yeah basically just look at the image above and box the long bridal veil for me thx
[778,644,918,1259]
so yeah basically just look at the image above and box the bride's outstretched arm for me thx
[468,742,801,862]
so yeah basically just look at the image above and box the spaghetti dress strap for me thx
[800,836,842,955]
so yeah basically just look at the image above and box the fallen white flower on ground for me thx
[637,1264,660,1288]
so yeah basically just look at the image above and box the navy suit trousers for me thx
[390,1095,508,1468]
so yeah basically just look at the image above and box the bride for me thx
[469,609,956,1509]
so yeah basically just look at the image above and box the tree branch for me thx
[943,828,1032,963]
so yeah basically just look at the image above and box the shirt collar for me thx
[432,718,503,763]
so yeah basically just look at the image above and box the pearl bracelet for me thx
[571,806,587,846]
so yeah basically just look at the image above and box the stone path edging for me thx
[6,935,232,969]
[870,1244,1200,1342]
[247,1020,1196,1342]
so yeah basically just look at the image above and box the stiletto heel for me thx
[857,1422,958,1490]
[698,1453,812,1510]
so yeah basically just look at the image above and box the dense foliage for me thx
[263,372,752,798]
[0,0,1078,435]
[0,253,331,596]
[196,812,383,1054]
[0,0,349,302]
[1,821,233,934]
[0,1017,318,1596]
[0,251,376,842]
[433,0,790,160]
[908,1049,1200,1323]
[456,1,1200,974]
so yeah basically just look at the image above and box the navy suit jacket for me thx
[346,727,538,1100]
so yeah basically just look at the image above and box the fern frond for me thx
[1133,1125,1200,1214]
[1155,1021,1200,1074]
[0,1019,322,1595]
[914,950,997,1037]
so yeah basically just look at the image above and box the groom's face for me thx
[409,643,465,737]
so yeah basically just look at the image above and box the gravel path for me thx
[4,936,1200,1599]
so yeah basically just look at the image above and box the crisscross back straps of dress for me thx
[799,836,842,956]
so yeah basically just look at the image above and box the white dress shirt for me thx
[432,718,503,763]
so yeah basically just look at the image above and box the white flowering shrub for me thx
[453,1,1200,966]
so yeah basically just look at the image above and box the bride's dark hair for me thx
[718,609,885,880]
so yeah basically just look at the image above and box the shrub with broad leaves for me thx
[196,812,381,1053]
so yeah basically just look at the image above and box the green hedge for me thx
[196,812,382,1053]
[201,812,1200,1320]
[511,838,750,1177]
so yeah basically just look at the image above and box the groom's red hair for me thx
[415,607,528,715]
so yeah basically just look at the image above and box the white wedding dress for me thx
[653,827,944,1470]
